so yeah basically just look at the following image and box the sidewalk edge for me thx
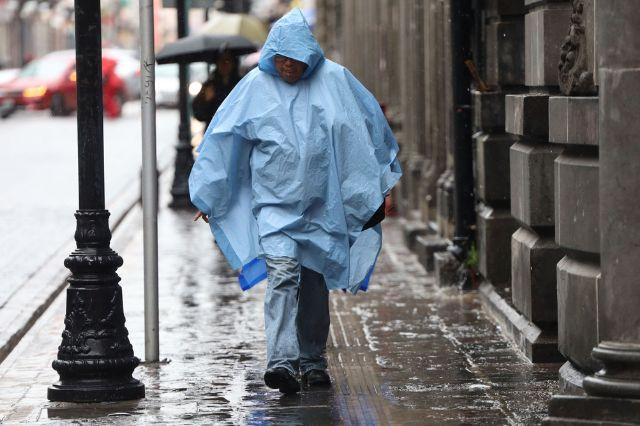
[0,147,176,365]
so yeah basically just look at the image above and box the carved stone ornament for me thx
[558,0,597,96]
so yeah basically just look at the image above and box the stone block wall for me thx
[503,0,574,362]
[471,3,524,289]
[550,0,602,392]
[317,1,640,415]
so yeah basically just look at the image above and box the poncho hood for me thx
[258,8,325,80]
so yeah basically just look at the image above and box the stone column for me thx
[547,1,640,423]
[434,0,456,245]
[473,0,524,290]
[549,0,601,394]
[395,0,429,253]
[503,0,572,362]
[394,0,412,219]
[421,0,448,226]
[413,0,453,273]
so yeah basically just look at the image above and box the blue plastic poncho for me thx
[189,9,402,293]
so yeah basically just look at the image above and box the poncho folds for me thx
[188,9,402,293]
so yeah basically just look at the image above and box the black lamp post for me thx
[47,0,144,402]
[449,0,475,258]
[169,0,195,208]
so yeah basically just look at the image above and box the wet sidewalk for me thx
[0,176,558,425]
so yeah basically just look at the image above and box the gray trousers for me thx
[264,256,330,375]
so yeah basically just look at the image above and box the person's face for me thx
[274,54,307,84]
[217,54,235,77]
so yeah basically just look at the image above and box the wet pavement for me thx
[0,172,559,425]
[0,104,177,309]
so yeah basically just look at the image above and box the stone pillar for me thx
[547,1,640,422]
[434,0,456,244]
[473,1,524,289]
[546,0,602,392]
[413,0,454,273]
[398,0,430,247]
[502,0,572,362]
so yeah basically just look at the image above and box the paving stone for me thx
[510,141,564,228]
[554,152,600,254]
[524,6,572,86]
[557,256,601,372]
[475,132,514,203]
[505,94,549,139]
[511,227,565,324]
[549,97,599,146]
[477,204,519,287]
[485,20,525,87]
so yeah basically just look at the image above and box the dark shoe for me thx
[303,369,331,387]
[264,367,300,394]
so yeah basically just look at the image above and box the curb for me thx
[0,146,176,365]
[478,281,565,363]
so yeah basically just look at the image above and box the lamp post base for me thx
[48,378,145,403]
[48,210,145,403]
[169,140,194,209]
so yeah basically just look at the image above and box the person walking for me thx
[102,57,124,119]
[191,51,241,129]
[189,9,401,394]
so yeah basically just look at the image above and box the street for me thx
[0,104,178,309]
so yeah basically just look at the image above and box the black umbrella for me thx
[156,34,257,64]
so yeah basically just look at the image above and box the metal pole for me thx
[169,0,194,208]
[48,0,144,402]
[449,0,475,257]
[139,0,159,362]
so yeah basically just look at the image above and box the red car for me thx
[0,50,127,117]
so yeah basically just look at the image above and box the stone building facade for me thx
[316,0,640,422]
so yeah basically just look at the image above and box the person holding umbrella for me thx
[192,51,241,129]
[190,9,401,394]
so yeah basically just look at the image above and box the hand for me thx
[193,211,209,223]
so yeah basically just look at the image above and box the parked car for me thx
[0,50,76,116]
[0,50,128,117]
[0,68,20,118]
[0,68,19,85]
[155,63,208,108]
[104,48,140,100]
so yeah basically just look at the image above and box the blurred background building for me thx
[0,0,316,69]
